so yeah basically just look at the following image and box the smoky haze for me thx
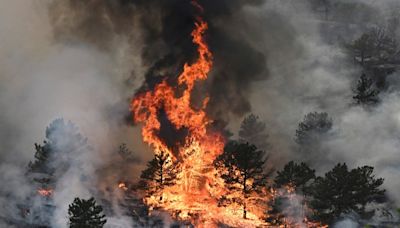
[1,0,400,227]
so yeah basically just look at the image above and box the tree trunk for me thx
[243,174,247,219]
[243,203,247,219]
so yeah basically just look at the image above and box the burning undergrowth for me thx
[126,1,325,226]
[1,0,399,227]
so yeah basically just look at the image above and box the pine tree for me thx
[295,112,332,146]
[239,114,269,150]
[310,163,385,224]
[347,27,398,67]
[353,73,379,105]
[214,141,270,219]
[274,161,315,195]
[118,143,140,163]
[347,33,375,66]
[28,118,89,176]
[68,197,107,228]
[26,119,90,227]
[295,112,332,166]
[28,143,53,175]
[139,151,179,202]
[264,196,286,226]
[266,161,316,225]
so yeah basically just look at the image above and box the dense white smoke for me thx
[245,1,400,208]
[0,0,145,227]
[1,0,400,227]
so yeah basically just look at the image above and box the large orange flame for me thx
[130,13,233,226]
[130,2,326,227]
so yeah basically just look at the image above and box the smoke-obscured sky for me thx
[1,0,400,227]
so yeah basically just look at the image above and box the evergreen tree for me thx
[239,114,269,150]
[26,119,90,227]
[68,197,107,228]
[139,151,179,202]
[214,141,270,219]
[118,143,140,163]
[28,143,53,175]
[347,27,398,67]
[347,33,375,66]
[295,112,332,146]
[310,163,385,224]
[353,73,379,105]
[274,161,315,195]
[27,119,89,198]
[265,195,286,226]
[295,112,332,165]
[266,161,316,225]
[28,118,89,176]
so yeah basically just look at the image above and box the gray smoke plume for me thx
[48,0,270,121]
[1,0,400,227]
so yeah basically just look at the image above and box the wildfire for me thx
[130,1,326,227]
[130,11,233,225]
[37,188,53,197]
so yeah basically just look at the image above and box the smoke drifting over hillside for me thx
[1,0,400,227]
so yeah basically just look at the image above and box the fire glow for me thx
[130,1,326,227]
[37,188,53,197]
[130,14,236,226]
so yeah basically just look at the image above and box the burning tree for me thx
[68,197,107,228]
[139,151,180,204]
[25,118,89,227]
[129,1,274,226]
[274,161,316,195]
[214,141,271,220]
[267,161,316,225]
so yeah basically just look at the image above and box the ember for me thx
[118,182,128,191]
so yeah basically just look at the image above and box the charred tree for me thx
[68,197,107,228]
[214,141,270,219]
[139,151,179,202]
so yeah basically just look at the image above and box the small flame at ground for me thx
[37,188,53,197]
